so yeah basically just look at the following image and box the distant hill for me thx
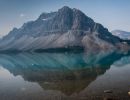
[111,30,130,40]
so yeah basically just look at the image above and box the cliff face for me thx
[0,6,129,52]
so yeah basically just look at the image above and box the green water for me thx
[0,52,130,100]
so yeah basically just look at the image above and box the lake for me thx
[0,51,130,100]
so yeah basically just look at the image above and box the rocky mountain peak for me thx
[58,6,72,12]
[53,6,95,31]
[0,6,129,52]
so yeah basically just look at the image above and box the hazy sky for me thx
[0,0,130,36]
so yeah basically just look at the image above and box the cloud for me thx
[20,13,25,17]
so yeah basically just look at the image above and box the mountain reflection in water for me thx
[0,52,130,100]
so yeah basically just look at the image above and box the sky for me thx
[0,0,130,36]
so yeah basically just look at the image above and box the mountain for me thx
[0,6,129,52]
[112,30,130,40]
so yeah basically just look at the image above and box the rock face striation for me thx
[0,6,129,52]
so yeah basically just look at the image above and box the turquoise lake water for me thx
[0,52,130,100]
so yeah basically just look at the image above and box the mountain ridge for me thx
[0,6,129,52]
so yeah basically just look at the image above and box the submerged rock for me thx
[104,90,113,93]
[128,92,130,96]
